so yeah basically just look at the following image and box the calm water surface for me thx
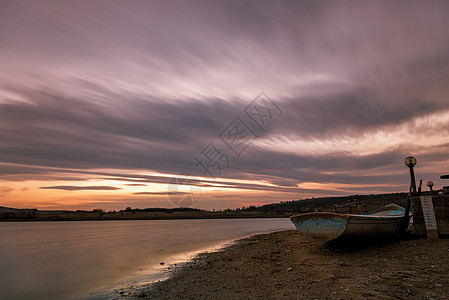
[0,218,293,299]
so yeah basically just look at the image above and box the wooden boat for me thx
[290,203,407,244]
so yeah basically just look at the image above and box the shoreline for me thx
[0,218,292,300]
[120,230,449,299]
[110,229,288,299]
[105,239,237,298]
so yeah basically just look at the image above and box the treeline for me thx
[240,192,409,214]
[1,209,38,220]
[73,207,204,214]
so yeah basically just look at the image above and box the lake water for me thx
[0,218,294,299]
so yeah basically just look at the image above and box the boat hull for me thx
[290,204,406,244]
[290,212,349,241]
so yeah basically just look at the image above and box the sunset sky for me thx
[1,0,449,210]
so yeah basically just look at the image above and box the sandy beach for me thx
[119,230,449,299]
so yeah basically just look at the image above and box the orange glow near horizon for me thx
[0,154,446,211]
[0,165,303,210]
[1,142,448,210]
[0,174,409,211]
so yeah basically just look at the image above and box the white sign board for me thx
[420,196,438,239]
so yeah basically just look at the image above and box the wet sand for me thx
[120,230,449,299]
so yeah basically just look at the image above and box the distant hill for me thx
[0,206,39,219]
[240,192,409,214]
[0,206,65,214]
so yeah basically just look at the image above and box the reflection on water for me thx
[0,218,293,299]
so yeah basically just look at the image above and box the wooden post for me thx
[418,179,422,196]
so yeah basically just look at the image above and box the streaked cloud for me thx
[135,192,189,195]
[40,186,121,191]
[0,0,448,209]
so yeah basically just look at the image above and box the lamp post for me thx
[404,156,417,196]
[401,156,417,233]
[427,181,434,194]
